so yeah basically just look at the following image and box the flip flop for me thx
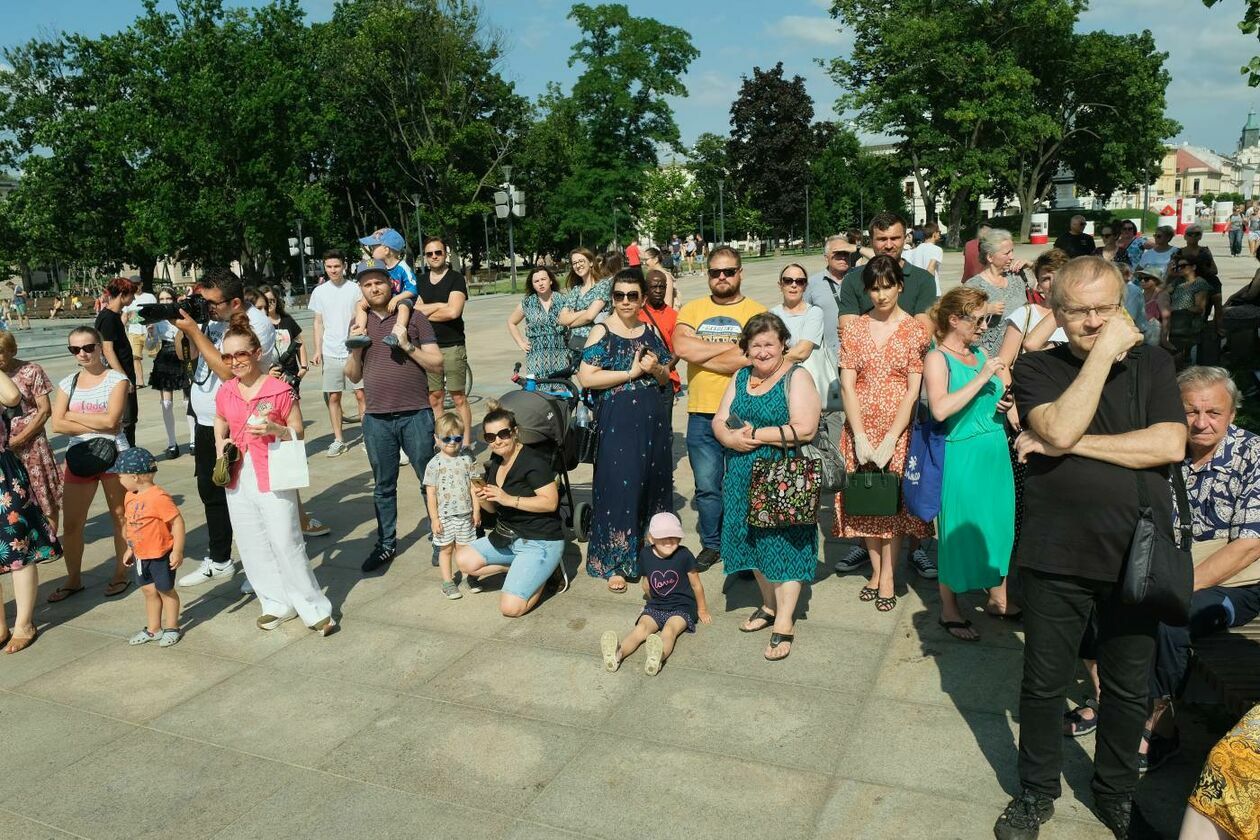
[46,584,85,603]
[765,632,794,661]
[5,628,38,654]
[740,606,776,633]
[939,618,980,642]
[104,580,132,598]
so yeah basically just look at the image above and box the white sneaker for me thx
[302,517,331,537]
[241,578,254,596]
[399,450,410,466]
[177,557,235,588]
[326,439,349,458]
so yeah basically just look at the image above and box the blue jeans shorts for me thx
[469,535,564,600]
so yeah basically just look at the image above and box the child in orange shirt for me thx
[117,448,186,647]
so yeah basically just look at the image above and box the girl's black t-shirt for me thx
[484,445,563,540]
[639,544,698,617]
[273,314,303,375]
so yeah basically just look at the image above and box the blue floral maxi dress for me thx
[0,420,62,574]
[583,327,674,579]
[522,292,572,378]
[721,368,818,582]
[566,279,611,369]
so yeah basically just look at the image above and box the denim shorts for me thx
[469,535,564,600]
[136,554,176,592]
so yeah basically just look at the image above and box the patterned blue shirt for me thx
[1175,424,1260,542]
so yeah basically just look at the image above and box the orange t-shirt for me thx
[125,485,180,561]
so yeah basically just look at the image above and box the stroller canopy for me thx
[496,388,570,447]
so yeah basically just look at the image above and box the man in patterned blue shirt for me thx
[1142,366,1260,774]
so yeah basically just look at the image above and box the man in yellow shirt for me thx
[673,246,765,570]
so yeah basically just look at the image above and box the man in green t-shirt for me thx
[674,246,766,570]
[837,212,938,333]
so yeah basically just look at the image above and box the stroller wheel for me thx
[574,501,592,543]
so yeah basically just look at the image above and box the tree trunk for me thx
[134,256,157,293]
[945,188,970,249]
[1018,183,1038,243]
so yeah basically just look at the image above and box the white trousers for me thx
[226,455,332,626]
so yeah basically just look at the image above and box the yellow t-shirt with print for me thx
[676,295,766,415]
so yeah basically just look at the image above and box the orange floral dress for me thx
[834,315,932,540]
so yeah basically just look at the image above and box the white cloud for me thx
[683,70,741,109]
[765,15,847,47]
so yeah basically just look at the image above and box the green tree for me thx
[809,124,907,236]
[1205,0,1260,85]
[637,165,702,244]
[727,63,816,239]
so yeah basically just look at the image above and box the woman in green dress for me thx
[712,313,821,662]
[922,287,1016,642]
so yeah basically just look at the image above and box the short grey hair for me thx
[1071,214,1086,226]
[1177,366,1240,412]
[978,227,1013,266]
[1048,256,1125,311]
[824,233,847,253]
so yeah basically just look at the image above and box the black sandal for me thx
[740,606,775,633]
[938,618,980,642]
[858,586,878,602]
[875,595,897,612]
[1063,699,1099,738]
[765,632,794,661]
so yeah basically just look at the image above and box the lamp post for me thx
[718,179,725,244]
[409,193,423,250]
[804,182,811,252]
[612,204,618,249]
[495,165,523,292]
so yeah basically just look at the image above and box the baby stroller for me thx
[495,374,596,544]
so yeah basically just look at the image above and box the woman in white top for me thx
[48,326,132,601]
[770,263,835,408]
[996,249,1070,366]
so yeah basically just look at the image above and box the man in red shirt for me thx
[639,269,679,394]
[962,223,989,280]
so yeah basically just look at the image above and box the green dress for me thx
[720,367,818,582]
[937,348,1015,592]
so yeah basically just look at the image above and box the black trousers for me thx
[122,389,138,447]
[193,423,232,564]
[1017,568,1158,800]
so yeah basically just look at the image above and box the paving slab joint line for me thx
[0,805,92,840]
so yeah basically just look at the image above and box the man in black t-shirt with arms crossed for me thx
[414,236,472,447]
[996,257,1186,840]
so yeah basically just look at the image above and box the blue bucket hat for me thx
[114,447,158,475]
[359,227,407,253]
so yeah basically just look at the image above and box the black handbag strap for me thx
[66,372,81,404]
[1126,348,1193,549]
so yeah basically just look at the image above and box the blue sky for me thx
[4,0,1259,155]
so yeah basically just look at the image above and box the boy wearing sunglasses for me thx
[423,412,479,599]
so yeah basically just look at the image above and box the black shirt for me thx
[485,445,563,540]
[1011,345,1184,582]
[639,544,698,616]
[418,269,469,347]
[272,314,303,376]
[1053,232,1097,259]
[95,308,135,383]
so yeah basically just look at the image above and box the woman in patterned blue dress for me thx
[560,247,611,369]
[507,266,572,378]
[712,313,821,661]
[577,270,674,592]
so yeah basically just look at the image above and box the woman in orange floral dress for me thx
[835,256,931,612]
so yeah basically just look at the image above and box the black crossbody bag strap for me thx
[1127,349,1193,550]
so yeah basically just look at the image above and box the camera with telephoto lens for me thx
[138,293,211,325]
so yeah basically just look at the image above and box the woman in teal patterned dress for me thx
[559,247,611,369]
[507,266,572,377]
[712,313,821,661]
[577,271,674,592]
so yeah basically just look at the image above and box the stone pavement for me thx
[0,236,1244,839]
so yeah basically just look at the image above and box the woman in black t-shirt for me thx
[253,286,307,392]
[94,277,138,446]
[456,407,565,617]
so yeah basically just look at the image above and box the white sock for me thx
[186,411,196,447]
[161,399,177,448]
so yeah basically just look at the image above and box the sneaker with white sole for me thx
[441,580,462,600]
[326,439,349,458]
[177,557,235,588]
[241,578,254,596]
[909,547,938,579]
[302,518,331,537]
[833,544,869,573]
[399,450,410,466]
[256,612,298,631]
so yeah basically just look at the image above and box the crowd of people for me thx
[1,214,1258,839]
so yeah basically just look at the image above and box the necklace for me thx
[749,359,784,389]
[939,341,972,358]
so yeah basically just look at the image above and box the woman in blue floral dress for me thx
[712,313,821,662]
[577,271,674,592]
[507,266,572,378]
[560,247,611,369]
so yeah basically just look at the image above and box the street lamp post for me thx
[482,213,490,272]
[495,165,523,292]
[612,204,617,249]
[409,193,423,250]
[718,179,725,245]
[804,183,811,252]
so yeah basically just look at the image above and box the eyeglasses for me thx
[956,314,980,324]
[482,428,515,443]
[203,296,227,308]
[1100,230,1114,237]
[612,290,641,302]
[67,343,97,355]
[780,276,808,287]
[1059,303,1123,321]
[830,250,851,260]
[439,435,463,444]
[708,267,738,279]
[220,350,256,365]
[424,249,445,257]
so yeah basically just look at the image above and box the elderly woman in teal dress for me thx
[713,313,820,662]
[577,270,674,592]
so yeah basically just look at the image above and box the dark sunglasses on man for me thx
[708,267,737,279]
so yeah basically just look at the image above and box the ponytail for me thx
[224,312,260,350]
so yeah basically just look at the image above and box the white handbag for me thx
[267,427,310,491]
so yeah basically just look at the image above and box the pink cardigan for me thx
[215,375,295,493]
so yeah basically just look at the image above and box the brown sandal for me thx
[46,584,85,603]
[5,628,38,654]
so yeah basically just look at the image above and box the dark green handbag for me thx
[842,468,901,517]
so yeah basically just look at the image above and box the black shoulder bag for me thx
[1120,348,1193,626]
[63,374,120,477]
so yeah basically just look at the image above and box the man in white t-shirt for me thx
[124,288,158,385]
[308,249,366,457]
[171,268,276,588]
[905,223,944,295]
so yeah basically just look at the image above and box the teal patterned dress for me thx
[721,367,818,582]
[565,279,611,368]
[521,291,572,378]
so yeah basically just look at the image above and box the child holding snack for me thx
[118,447,186,647]
[423,412,479,599]
[600,512,710,675]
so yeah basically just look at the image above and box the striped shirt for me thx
[360,309,437,414]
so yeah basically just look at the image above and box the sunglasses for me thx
[220,350,256,365]
[424,249,445,257]
[612,290,641,302]
[439,434,463,444]
[780,276,808,287]
[67,343,98,355]
[708,267,738,279]
[482,428,515,443]
[830,250,851,260]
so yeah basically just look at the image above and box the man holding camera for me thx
[171,268,276,588]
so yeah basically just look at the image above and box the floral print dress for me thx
[0,416,62,573]
[7,361,62,526]
[522,291,572,378]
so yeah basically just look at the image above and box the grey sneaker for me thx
[158,628,181,647]
[441,580,462,600]
[326,439,349,458]
[909,547,938,579]
[833,544,869,573]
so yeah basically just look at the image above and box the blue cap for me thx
[356,258,391,282]
[114,447,158,474]
[359,228,407,253]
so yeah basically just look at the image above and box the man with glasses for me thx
[673,246,766,571]
[172,268,276,588]
[344,259,442,574]
[1053,215,1096,259]
[805,234,856,360]
[413,235,470,446]
[996,256,1185,839]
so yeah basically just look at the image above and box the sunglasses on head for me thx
[220,350,256,365]
[780,276,807,287]
[483,427,515,443]
[440,434,463,444]
[67,343,97,355]
[424,249,444,257]
[708,267,738,279]
[612,290,641,302]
